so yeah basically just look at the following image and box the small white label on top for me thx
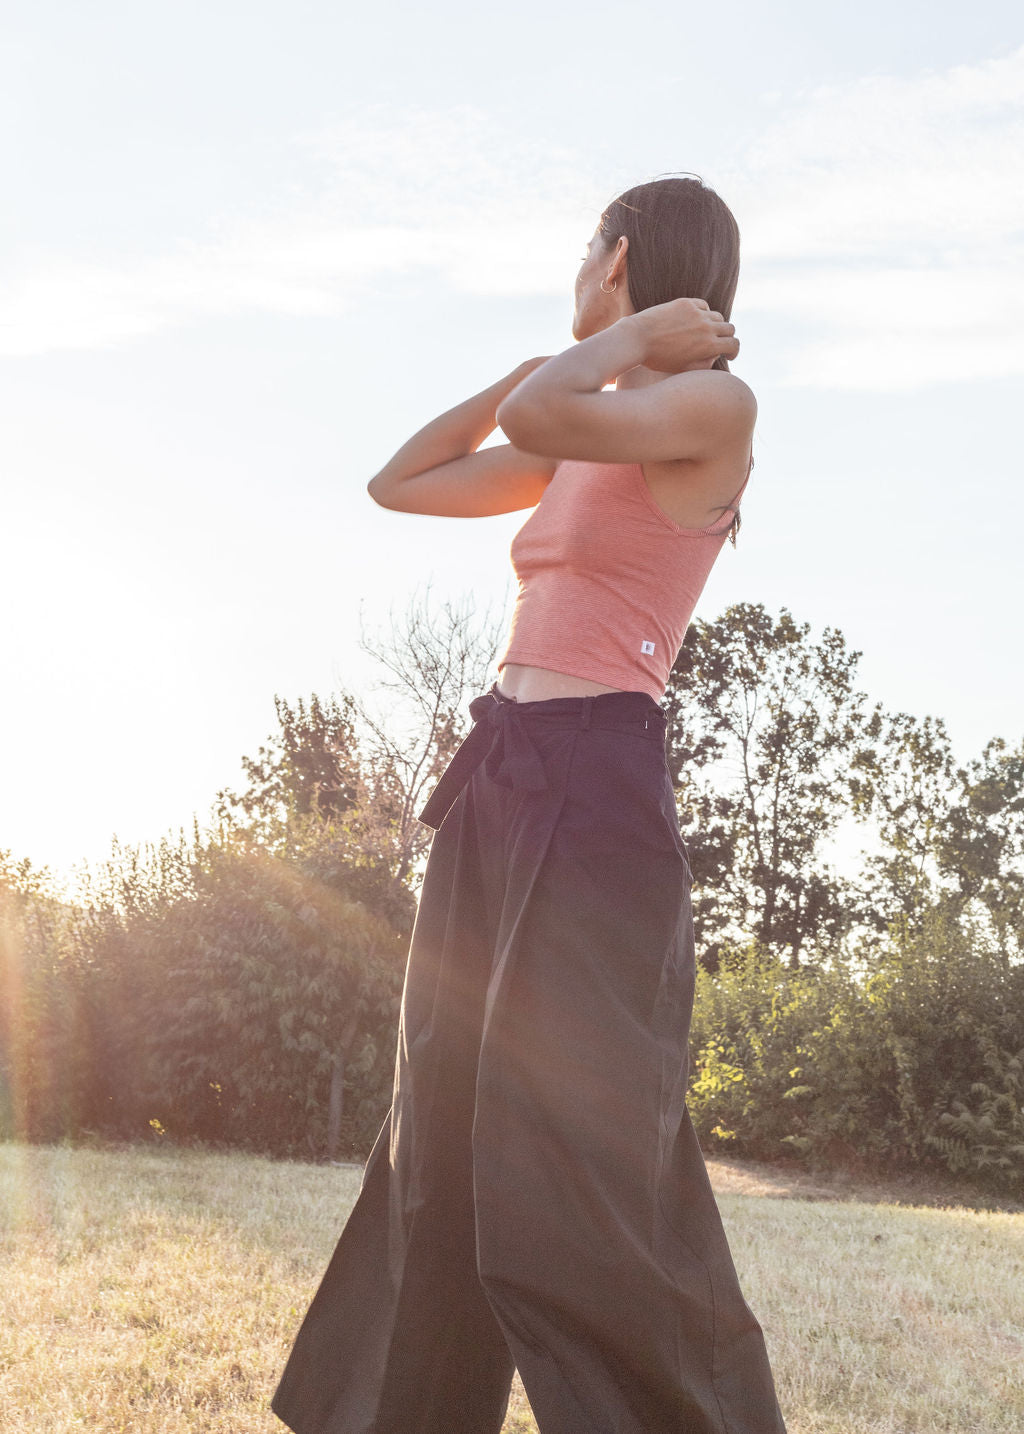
[641,639,656,656]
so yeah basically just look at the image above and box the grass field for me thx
[1,1140,1022,1432]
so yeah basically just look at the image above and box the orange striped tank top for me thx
[496,457,751,702]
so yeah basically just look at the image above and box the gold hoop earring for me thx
[600,276,617,294]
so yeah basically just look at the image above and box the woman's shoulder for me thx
[659,368,757,433]
[715,369,756,403]
[671,367,755,403]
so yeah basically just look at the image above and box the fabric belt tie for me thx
[417,691,550,831]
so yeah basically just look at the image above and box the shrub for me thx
[688,909,1024,1192]
[926,1041,1024,1191]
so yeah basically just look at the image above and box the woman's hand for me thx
[496,306,753,465]
[627,298,739,373]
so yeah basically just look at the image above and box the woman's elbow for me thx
[496,394,547,451]
[367,474,396,509]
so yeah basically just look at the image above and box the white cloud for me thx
[734,48,1024,260]
[0,219,586,357]
[3,55,1023,389]
[0,108,601,356]
[288,105,607,230]
[727,45,1024,387]
[741,261,1024,389]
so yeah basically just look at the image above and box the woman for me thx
[271,176,788,1434]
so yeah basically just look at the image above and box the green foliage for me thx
[0,851,101,1144]
[927,1042,1024,1185]
[688,942,849,1155]
[133,830,404,1157]
[689,909,1024,1194]
[6,596,1024,1195]
[1,824,407,1160]
[2,586,508,1159]
[938,736,1024,962]
[214,692,361,836]
[847,710,955,938]
[664,603,872,967]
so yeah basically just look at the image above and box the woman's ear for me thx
[608,236,633,313]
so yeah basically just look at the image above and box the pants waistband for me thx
[417,682,665,831]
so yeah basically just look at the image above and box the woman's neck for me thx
[615,357,715,391]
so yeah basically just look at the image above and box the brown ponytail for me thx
[597,174,741,374]
[600,174,749,543]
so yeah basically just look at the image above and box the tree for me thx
[351,583,507,887]
[213,584,506,908]
[157,582,507,1155]
[847,710,956,938]
[938,736,1024,964]
[213,692,361,839]
[664,604,872,968]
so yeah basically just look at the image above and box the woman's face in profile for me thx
[572,225,610,341]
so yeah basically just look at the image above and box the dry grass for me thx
[1,1140,1022,1432]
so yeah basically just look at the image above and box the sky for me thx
[2,1,1022,890]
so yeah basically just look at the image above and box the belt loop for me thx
[580,695,594,730]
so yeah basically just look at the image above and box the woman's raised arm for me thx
[496,300,753,465]
[367,359,558,517]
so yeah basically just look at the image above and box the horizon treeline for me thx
[1,599,1022,1191]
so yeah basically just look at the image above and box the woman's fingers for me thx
[696,304,737,352]
[709,313,738,355]
[635,297,741,371]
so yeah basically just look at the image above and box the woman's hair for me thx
[597,173,745,544]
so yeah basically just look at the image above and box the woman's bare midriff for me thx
[496,663,624,703]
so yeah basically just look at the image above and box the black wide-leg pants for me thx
[271,684,787,1434]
